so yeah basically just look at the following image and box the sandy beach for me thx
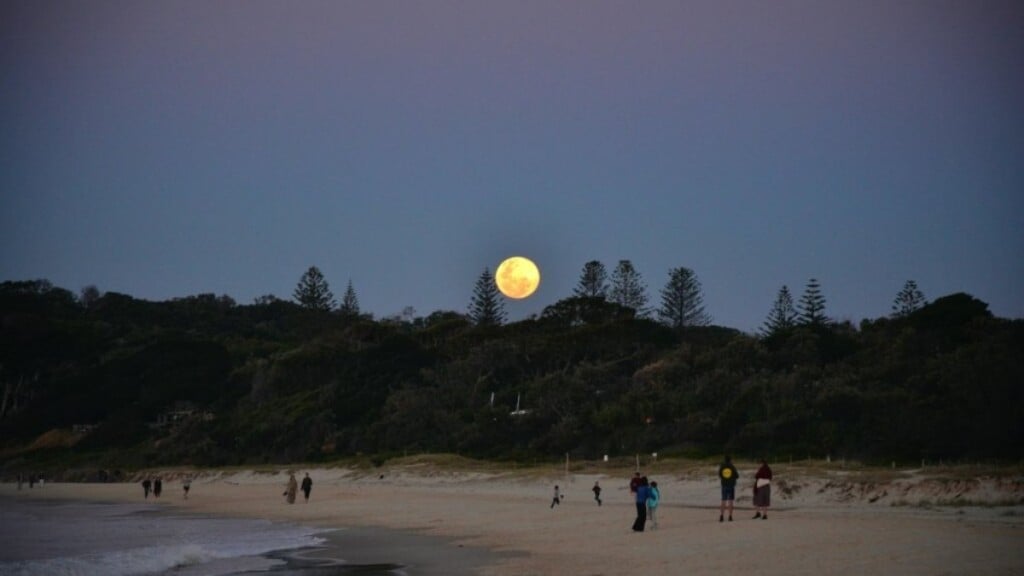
[5,460,1023,575]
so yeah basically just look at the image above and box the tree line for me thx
[0,268,1020,471]
[292,262,924,337]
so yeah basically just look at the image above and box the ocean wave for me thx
[0,527,326,576]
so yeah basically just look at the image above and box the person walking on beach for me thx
[753,460,773,519]
[632,476,650,532]
[284,473,298,504]
[718,455,738,522]
[183,476,192,500]
[153,477,162,498]
[301,473,313,503]
[142,478,152,499]
[592,481,602,506]
[647,480,661,530]
[550,485,561,508]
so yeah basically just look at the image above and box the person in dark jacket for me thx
[632,476,650,532]
[301,473,313,502]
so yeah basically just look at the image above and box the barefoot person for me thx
[753,460,773,519]
[718,455,738,522]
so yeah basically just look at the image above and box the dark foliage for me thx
[1,280,1020,467]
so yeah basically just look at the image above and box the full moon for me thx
[495,256,541,299]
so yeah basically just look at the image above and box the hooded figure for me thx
[284,474,298,504]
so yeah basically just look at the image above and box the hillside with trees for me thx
[1,270,1021,472]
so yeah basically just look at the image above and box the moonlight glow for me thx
[495,256,541,299]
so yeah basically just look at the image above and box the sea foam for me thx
[0,498,326,576]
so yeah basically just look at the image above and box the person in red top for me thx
[753,460,772,519]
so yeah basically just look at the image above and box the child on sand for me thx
[647,481,660,529]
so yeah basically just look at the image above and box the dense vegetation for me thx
[1,279,1021,471]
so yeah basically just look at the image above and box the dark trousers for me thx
[632,502,647,531]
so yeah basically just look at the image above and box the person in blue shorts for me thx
[718,455,738,522]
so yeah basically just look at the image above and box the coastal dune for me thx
[8,461,1024,575]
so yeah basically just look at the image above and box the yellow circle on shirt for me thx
[722,468,732,479]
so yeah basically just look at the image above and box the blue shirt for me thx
[647,487,660,509]
[635,485,650,504]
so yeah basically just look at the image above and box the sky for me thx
[2,1,1022,333]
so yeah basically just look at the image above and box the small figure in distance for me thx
[753,459,773,519]
[183,476,192,500]
[550,484,561,508]
[718,455,738,522]
[142,478,152,499]
[153,477,162,498]
[647,480,661,530]
[592,481,602,506]
[284,473,298,504]
[632,476,650,532]
[301,473,313,503]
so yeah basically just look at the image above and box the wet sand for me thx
[5,463,1023,575]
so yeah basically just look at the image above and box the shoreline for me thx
[4,463,1024,575]
[0,490,505,576]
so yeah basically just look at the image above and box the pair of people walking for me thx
[285,473,314,504]
[719,456,772,521]
[140,477,163,499]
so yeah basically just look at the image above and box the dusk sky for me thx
[2,1,1022,333]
